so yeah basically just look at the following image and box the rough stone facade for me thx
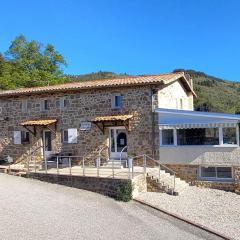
[0,85,161,163]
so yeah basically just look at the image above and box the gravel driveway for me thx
[137,186,240,240]
[0,174,221,240]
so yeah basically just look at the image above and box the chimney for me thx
[184,73,193,88]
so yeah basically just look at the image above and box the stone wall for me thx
[164,164,198,183]
[0,85,158,162]
[26,172,132,199]
[195,181,236,192]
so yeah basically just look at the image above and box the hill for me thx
[179,69,240,114]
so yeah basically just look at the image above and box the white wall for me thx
[160,146,240,166]
[158,80,194,110]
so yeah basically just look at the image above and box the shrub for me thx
[115,181,133,202]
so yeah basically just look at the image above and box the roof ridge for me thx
[0,72,186,97]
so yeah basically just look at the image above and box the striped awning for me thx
[159,122,237,130]
[156,108,240,130]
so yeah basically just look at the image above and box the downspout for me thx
[150,87,157,158]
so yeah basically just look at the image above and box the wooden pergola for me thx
[21,119,57,136]
[91,114,133,133]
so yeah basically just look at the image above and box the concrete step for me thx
[147,168,189,195]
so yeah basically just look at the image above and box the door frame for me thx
[109,126,127,160]
[42,130,53,159]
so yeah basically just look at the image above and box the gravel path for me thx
[0,174,221,240]
[137,186,240,240]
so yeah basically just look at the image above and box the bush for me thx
[115,181,133,202]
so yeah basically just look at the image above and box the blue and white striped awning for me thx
[159,122,237,129]
[156,108,240,130]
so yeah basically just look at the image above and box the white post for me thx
[219,126,223,145]
[236,125,239,146]
[69,157,72,175]
[44,156,47,174]
[57,156,59,175]
[83,157,85,176]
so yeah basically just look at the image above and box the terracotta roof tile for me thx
[0,72,191,97]
[92,115,133,122]
[21,119,57,126]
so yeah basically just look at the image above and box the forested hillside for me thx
[182,70,240,114]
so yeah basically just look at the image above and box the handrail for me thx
[145,155,177,175]
[98,145,109,158]
[30,145,43,155]
[119,146,127,165]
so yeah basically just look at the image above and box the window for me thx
[223,127,237,145]
[161,129,174,145]
[42,99,49,111]
[180,99,183,109]
[13,131,29,144]
[21,100,28,113]
[62,129,78,144]
[200,166,233,180]
[60,97,67,109]
[112,95,122,109]
[177,128,219,145]
[21,131,30,143]
[62,130,68,143]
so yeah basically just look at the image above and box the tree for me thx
[0,35,67,90]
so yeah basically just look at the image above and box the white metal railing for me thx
[25,152,177,194]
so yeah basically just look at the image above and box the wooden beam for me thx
[22,126,36,136]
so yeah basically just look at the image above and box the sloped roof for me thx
[0,72,196,97]
[92,115,133,122]
[21,119,57,126]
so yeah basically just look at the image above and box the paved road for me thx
[0,174,221,240]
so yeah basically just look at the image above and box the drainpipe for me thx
[150,87,157,158]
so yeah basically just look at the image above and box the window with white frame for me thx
[62,129,78,144]
[60,97,67,109]
[13,131,30,144]
[223,127,237,145]
[21,100,28,113]
[112,94,122,109]
[161,129,174,145]
[41,99,49,111]
[200,166,233,180]
[177,128,219,145]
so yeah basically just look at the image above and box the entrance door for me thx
[43,130,53,159]
[109,127,127,159]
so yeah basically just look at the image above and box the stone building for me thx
[0,71,239,192]
[0,72,194,164]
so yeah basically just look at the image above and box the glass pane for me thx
[45,132,52,151]
[223,128,237,144]
[201,167,216,178]
[177,128,219,145]
[110,129,115,152]
[116,130,127,152]
[162,130,174,145]
[216,167,232,178]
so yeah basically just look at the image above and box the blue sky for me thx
[1,0,240,81]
